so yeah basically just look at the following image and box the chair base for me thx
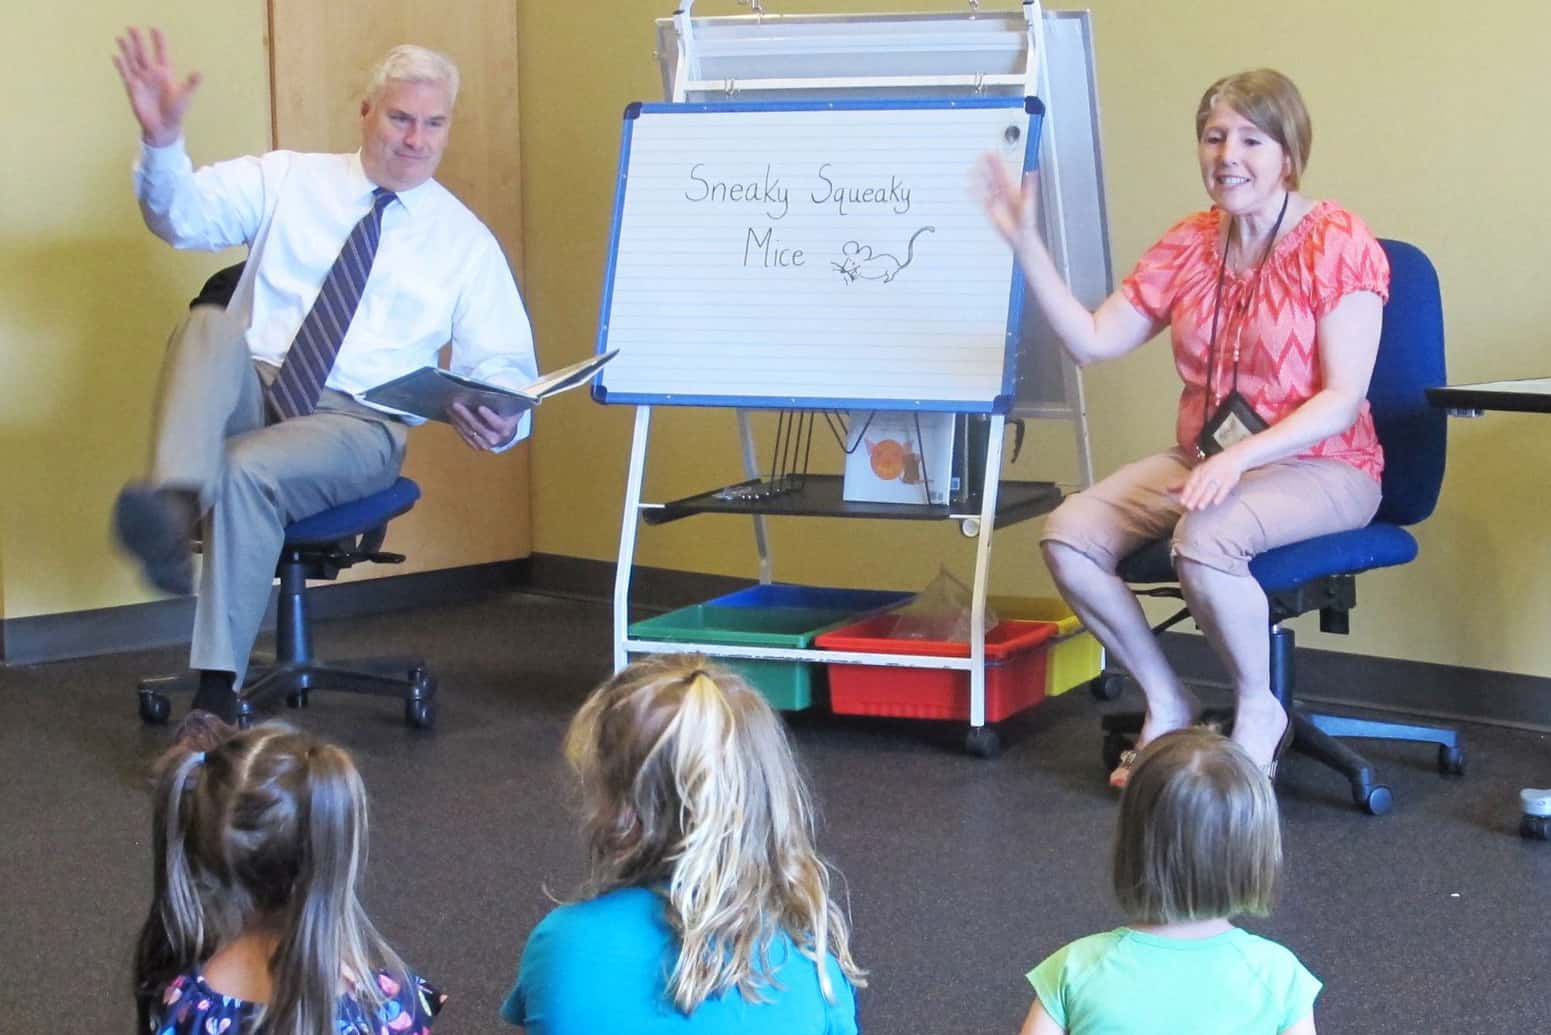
[1101,703,1464,816]
[138,655,437,730]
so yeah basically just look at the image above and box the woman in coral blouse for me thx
[980,68,1389,788]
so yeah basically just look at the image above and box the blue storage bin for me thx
[709,583,911,612]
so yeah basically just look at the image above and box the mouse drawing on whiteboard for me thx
[832,225,935,284]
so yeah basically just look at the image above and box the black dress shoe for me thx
[112,484,195,596]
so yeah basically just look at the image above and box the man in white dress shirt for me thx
[110,28,537,720]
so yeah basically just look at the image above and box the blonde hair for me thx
[1112,727,1282,924]
[133,716,408,1035]
[565,654,865,1011]
[366,44,460,107]
[1195,68,1312,189]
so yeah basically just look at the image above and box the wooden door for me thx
[267,0,530,576]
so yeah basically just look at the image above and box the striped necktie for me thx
[267,186,397,420]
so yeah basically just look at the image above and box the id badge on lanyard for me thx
[1197,389,1268,458]
[1196,194,1288,459]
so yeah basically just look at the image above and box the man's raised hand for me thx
[113,27,202,148]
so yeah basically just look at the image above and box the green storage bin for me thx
[628,586,910,710]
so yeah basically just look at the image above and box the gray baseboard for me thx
[1,559,530,667]
[522,553,1551,734]
[523,552,754,614]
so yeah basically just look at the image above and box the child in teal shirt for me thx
[1018,728,1320,1035]
[502,655,864,1034]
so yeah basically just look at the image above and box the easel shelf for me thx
[641,474,1061,529]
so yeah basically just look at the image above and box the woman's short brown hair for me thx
[1195,68,1312,189]
[1112,727,1282,924]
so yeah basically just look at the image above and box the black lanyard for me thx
[1200,191,1290,427]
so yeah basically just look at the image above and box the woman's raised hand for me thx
[977,152,1042,254]
[112,27,202,148]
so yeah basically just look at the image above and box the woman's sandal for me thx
[1108,749,1138,790]
[1262,711,1295,782]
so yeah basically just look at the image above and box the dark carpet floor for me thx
[3,590,1549,1033]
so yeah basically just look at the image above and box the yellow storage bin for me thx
[987,596,1102,697]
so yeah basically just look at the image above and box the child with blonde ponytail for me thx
[502,654,864,1034]
[134,713,446,1034]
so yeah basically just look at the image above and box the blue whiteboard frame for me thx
[593,96,1044,414]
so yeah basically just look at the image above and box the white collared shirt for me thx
[134,139,537,445]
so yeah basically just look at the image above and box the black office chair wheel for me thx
[964,725,1001,759]
[1089,672,1126,702]
[138,691,171,726]
[1102,730,1130,772]
[406,698,436,731]
[1437,744,1466,776]
[285,691,308,709]
[1520,815,1551,841]
[1357,784,1393,816]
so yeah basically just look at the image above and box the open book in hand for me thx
[363,350,618,422]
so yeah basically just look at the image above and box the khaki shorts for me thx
[1041,449,1382,578]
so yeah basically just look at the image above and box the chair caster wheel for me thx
[406,699,436,730]
[1089,672,1125,702]
[964,726,1000,758]
[1520,815,1551,841]
[138,692,171,725]
[285,692,308,709]
[1357,784,1393,816]
[1102,730,1130,772]
[1437,744,1466,776]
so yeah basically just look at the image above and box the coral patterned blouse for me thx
[1121,201,1390,481]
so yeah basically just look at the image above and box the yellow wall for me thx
[0,3,269,619]
[519,0,1551,678]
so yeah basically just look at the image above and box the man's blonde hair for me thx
[366,44,459,106]
[1195,68,1311,189]
[565,654,865,1011]
[1113,727,1282,924]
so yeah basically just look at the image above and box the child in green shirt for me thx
[1018,727,1320,1035]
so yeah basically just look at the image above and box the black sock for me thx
[191,670,237,723]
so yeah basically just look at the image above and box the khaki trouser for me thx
[148,306,408,685]
[1041,448,1381,578]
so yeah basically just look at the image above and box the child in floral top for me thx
[135,713,445,1034]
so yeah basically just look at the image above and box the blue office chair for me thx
[136,265,437,730]
[1095,239,1462,815]
[136,480,437,730]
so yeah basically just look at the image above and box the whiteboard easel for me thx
[613,1,1109,752]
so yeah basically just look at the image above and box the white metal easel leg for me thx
[967,414,1007,753]
[614,405,653,672]
[737,409,773,585]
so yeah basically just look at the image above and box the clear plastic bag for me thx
[890,565,999,642]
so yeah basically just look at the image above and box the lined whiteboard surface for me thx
[654,8,1113,417]
[595,98,1038,411]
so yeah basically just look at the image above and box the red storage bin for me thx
[815,616,1061,722]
